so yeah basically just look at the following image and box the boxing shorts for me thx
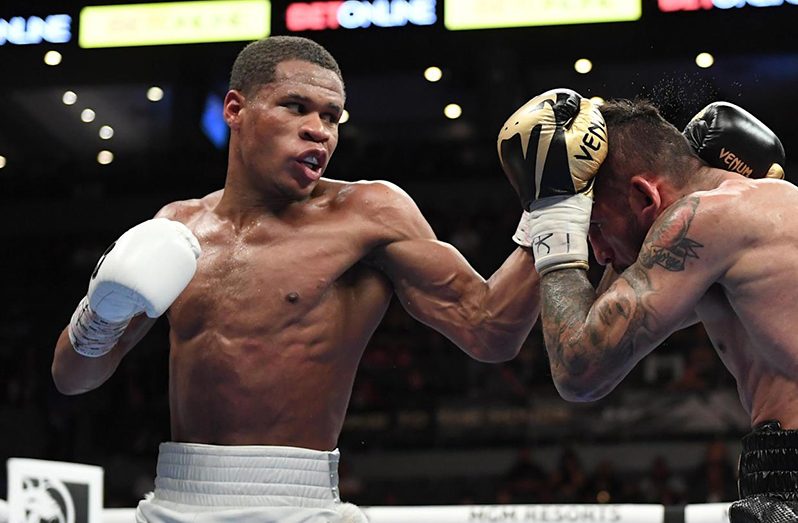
[729,420,798,523]
[135,442,367,523]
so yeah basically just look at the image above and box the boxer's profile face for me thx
[589,176,651,273]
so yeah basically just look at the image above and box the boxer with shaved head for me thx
[52,36,542,523]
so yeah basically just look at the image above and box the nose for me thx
[588,227,613,267]
[300,113,331,143]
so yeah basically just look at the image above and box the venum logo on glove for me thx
[497,88,606,210]
[498,88,607,275]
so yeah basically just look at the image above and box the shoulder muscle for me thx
[342,180,435,242]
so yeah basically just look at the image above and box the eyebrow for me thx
[284,92,343,115]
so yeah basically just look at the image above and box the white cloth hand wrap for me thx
[68,296,131,357]
[527,194,592,275]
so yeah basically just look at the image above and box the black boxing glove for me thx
[683,101,786,179]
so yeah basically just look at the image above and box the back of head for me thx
[598,99,701,191]
[229,36,344,97]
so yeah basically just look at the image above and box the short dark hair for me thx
[229,36,343,96]
[597,98,701,190]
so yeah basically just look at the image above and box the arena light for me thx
[0,156,6,169]
[79,0,271,48]
[81,108,96,123]
[99,125,114,139]
[147,86,164,102]
[339,110,350,124]
[62,91,77,105]
[444,103,462,119]
[574,58,593,74]
[44,50,62,65]
[445,0,641,30]
[97,150,114,165]
[696,52,715,68]
[424,66,442,82]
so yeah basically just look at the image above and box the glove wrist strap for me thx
[68,296,131,358]
[528,194,592,275]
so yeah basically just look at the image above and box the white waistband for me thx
[152,442,341,508]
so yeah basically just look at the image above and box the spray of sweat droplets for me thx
[638,71,721,129]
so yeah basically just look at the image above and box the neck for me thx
[663,166,732,207]
[216,174,310,221]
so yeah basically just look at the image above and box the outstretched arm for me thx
[540,196,724,401]
[380,239,539,362]
[365,182,540,363]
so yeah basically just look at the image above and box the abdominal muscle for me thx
[164,259,392,450]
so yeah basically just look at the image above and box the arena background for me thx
[1,0,797,510]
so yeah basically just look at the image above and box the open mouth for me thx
[299,155,321,172]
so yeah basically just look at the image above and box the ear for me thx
[629,174,662,226]
[223,90,245,131]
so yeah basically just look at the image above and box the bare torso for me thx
[692,178,798,428]
[52,57,540,447]
[163,180,399,449]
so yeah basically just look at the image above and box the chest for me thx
[172,224,373,326]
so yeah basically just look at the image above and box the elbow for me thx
[462,335,522,363]
[51,361,91,396]
[51,366,80,396]
[52,373,75,396]
[53,379,90,396]
[460,317,526,363]
[481,343,522,363]
[552,373,611,403]
[471,348,518,364]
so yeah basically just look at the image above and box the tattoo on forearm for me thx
[541,270,595,376]
[542,268,648,380]
[541,196,704,385]
[639,196,703,272]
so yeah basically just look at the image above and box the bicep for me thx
[588,266,698,364]
[376,238,486,332]
[366,182,477,328]
[593,202,723,360]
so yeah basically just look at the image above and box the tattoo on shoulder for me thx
[638,196,703,272]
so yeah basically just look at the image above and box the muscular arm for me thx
[541,196,722,401]
[368,183,540,362]
[52,315,157,394]
[596,266,699,329]
[382,240,539,362]
[52,202,190,394]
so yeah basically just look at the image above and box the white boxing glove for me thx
[68,218,201,357]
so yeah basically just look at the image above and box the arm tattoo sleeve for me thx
[541,196,704,381]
